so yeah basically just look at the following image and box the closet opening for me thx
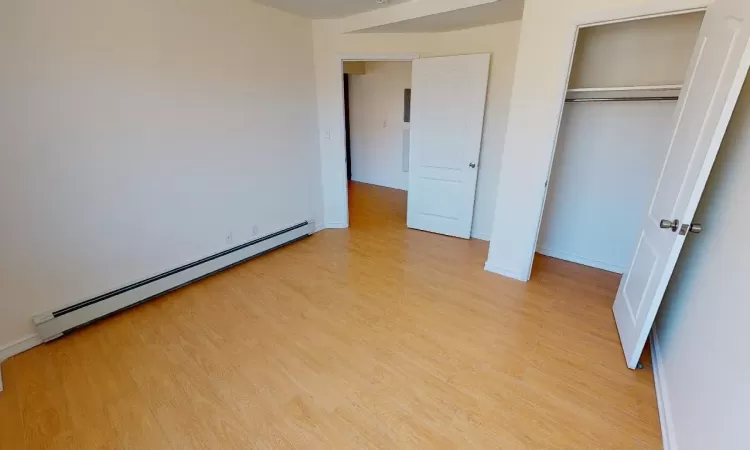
[534,11,706,276]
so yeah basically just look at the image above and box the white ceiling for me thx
[254,0,412,19]
[353,0,524,33]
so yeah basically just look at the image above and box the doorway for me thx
[340,55,491,239]
[345,60,412,191]
[536,12,705,274]
[343,60,413,229]
[343,73,352,182]
[530,0,750,369]
[533,11,706,367]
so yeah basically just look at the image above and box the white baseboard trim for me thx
[536,247,625,274]
[0,333,42,362]
[651,330,677,450]
[471,231,491,241]
[484,260,529,282]
[324,222,349,229]
[0,333,43,392]
[314,222,325,233]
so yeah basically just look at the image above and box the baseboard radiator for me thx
[33,221,315,342]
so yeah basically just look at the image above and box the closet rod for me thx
[565,96,679,103]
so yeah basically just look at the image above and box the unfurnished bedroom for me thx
[1,0,748,449]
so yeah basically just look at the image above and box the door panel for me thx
[407,54,490,239]
[614,0,750,369]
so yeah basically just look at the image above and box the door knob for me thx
[660,219,680,232]
[678,222,703,235]
[469,162,477,169]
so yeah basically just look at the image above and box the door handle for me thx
[679,223,703,235]
[660,219,680,232]
[469,162,477,169]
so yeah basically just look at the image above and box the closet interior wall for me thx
[537,12,705,273]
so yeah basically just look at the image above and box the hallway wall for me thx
[349,61,412,191]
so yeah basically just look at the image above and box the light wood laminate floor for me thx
[0,182,661,449]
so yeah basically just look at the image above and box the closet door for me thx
[613,0,750,369]
[407,54,490,239]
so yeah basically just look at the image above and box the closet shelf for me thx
[565,85,682,103]
[567,84,683,93]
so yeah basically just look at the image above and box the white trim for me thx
[523,18,583,283]
[324,222,349,229]
[536,247,625,274]
[329,52,419,235]
[0,333,43,392]
[340,52,419,62]
[314,222,326,233]
[651,330,677,450]
[484,260,529,281]
[578,6,707,29]
[471,231,492,241]
[0,333,42,362]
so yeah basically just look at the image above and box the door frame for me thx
[343,73,352,181]
[522,6,708,281]
[331,52,419,228]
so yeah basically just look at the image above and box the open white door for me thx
[614,0,750,369]
[407,54,490,239]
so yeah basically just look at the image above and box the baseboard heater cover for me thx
[33,221,315,342]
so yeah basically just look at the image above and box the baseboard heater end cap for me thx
[32,313,62,343]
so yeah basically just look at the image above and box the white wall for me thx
[486,0,712,281]
[653,74,750,450]
[0,0,322,349]
[537,101,676,272]
[313,20,522,239]
[569,12,705,88]
[349,61,412,191]
[537,12,703,273]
